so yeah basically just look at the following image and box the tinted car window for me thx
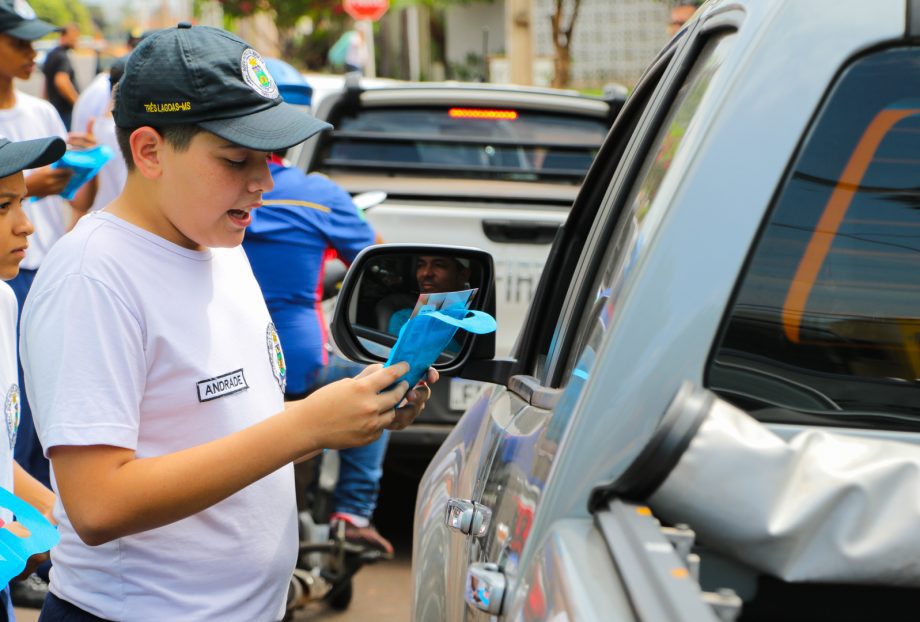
[709,48,920,427]
[317,106,609,183]
[558,34,737,382]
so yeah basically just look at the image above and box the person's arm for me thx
[12,462,55,522]
[53,71,79,106]
[49,362,431,546]
[69,176,97,227]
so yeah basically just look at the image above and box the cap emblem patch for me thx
[241,48,279,100]
[13,0,36,19]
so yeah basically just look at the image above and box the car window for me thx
[315,106,609,183]
[555,33,737,383]
[708,48,920,429]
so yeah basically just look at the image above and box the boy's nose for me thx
[250,159,274,194]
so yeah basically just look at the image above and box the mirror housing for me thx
[331,244,497,376]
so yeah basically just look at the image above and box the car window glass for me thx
[316,106,609,184]
[708,48,920,429]
[556,33,736,384]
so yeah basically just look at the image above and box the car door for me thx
[458,13,745,620]
[410,28,696,622]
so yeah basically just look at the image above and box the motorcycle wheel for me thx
[327,577,353,611]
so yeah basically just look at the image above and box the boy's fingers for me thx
[377,408,396,428]
[354,363,383,379]
[360,362,409,392]
[377,381,409,410]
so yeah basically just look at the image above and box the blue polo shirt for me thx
[244,163,376,396]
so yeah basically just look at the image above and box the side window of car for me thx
[554,33,737,383]
[707,48,920,427]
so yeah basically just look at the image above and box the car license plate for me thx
[449,378,484,411]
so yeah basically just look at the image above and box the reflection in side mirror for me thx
[348,252,486,364]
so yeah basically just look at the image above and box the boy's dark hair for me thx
[115,125,205,170]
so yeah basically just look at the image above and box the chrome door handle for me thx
[445,498,492,537]
[465,562,506,615]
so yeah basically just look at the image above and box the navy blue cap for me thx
[113,24,331,151]
[0,136,65,178]
[0,0,59,41]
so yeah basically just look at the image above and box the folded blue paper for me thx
[385,306,497,390]
[52,145,114,200]
[0,487,59,587]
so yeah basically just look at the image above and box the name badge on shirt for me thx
[197,369,249,402]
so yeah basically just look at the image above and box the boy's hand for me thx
[388,368,439,431]
[298,362,411,450]
[66,118,97,150]
[25,165,72,198]
[3,522,49,581]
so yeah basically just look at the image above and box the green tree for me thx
[31,0,95,35]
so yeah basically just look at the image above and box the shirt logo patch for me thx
[266,322,286,394]
[196,369,249,402]
[5,384,19,450]
[240,48,279,100]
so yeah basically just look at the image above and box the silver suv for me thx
[335,0,920,619]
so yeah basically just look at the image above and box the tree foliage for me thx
[30,0,94,34]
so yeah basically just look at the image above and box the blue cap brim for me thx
[0,137,66,178]
[3,19,60,41]
[198,101,331,152]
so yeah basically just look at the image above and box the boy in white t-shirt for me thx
[0,135,65,621]
[20,24,435,622]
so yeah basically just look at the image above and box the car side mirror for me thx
[331,244,497,374]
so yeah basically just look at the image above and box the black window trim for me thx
[536,11,745,390]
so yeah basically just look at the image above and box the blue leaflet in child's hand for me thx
[384,306,497,391]
[0,488,59,586]
[51,145,114,200]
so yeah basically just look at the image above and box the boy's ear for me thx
[130,127,165,179]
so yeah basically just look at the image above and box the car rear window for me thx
[315,105,610,183]
[708,47,920,429]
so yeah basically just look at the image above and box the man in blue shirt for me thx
[244,154,395,554]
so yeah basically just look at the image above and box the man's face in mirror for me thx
[416,255,471,293]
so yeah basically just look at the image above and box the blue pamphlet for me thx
[385,289,496,390]
[52,145,114,200]
[0,488,59,587]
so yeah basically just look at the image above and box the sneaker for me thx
[330,513,394,557]
[10,573,49,609]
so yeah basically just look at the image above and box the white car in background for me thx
[296,80,625,458]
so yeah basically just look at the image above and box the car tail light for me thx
[449,108,518,121]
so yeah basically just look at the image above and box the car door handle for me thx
[465,562,506,615]
[445,498,492,537]
[482,219,559,245]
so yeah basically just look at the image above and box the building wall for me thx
[445,0,673,88]
[445,1,505,77]
[534,0,671,87]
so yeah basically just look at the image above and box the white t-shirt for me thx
[0,283,18,527]
[21,212,296,621]
[0,91,70,270]
[70,72,111,134]
[88,115,126,213]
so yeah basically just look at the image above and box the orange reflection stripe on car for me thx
[782,108,920,344]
